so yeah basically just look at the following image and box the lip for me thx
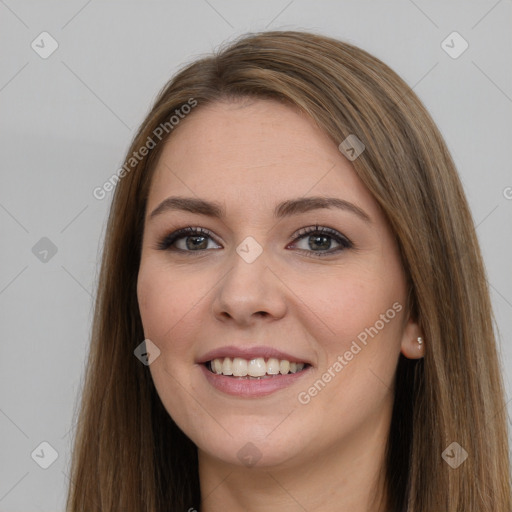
[199,363,313,398]
[197,345,312,365]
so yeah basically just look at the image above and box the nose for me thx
[211,243,287,327]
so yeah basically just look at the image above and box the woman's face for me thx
[137,99,421,470]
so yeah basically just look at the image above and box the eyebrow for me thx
[149,195,371,223]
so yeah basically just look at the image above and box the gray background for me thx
[1,1,511,510]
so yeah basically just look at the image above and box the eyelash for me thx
[155,224,353,258]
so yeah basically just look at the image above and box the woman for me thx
[66,30,511,511]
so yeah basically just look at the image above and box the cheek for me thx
[311,269,403,334]
[137,261,196,354]
[295,275,405,433]
[137,262,203,427]
[302,265,406,384]
[137,268,172,340]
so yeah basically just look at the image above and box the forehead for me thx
[148,99,379,220]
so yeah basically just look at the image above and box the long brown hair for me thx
[66,30,511,511]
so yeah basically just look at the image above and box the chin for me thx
[197,434,302,470]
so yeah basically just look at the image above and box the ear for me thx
[400,315,424,359]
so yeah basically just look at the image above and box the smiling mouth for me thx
[205,357,310,379]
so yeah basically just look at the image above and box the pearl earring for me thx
[417,336,423,348]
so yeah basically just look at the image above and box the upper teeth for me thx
[209,357,305,377]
